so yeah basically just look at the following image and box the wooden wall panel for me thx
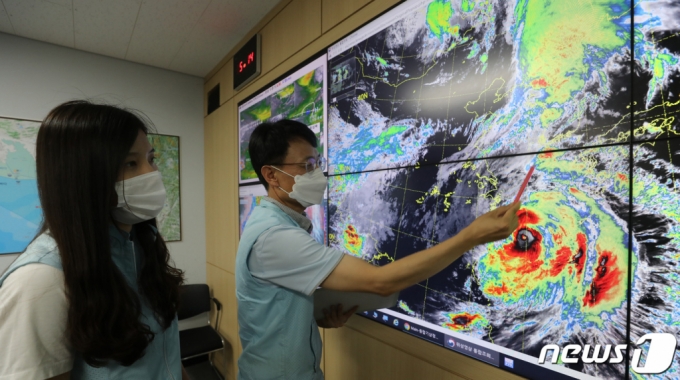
[207,264,240,380]
[219,58,234,106]
[203,58,233,115]
[204,100,238,274]
[321,0,372,33]
[260,0,322,75]
[204,76,219,117]
[203,105,220,264]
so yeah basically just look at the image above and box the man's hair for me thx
[248,119,318,190]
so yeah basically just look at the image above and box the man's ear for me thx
[261,166,279,188]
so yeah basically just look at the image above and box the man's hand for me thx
[316,304,358,328]
[463,202,521,246]
[320,203,521,298]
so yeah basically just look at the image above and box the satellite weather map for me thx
[239,55,327,184]
[326,0,680,378]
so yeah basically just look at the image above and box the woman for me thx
[0,101,190,379]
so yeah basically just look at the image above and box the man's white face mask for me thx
[112,171,167,224]
[270,166,327,208]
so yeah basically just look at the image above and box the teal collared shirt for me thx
[0,225,182,380]
[236,199,344,380]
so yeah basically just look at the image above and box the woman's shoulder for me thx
[0,232,63,290]
[0,264,67,332]
[0,264,72,379]
[13,232,63,270]
[2,263,65,296]
[26,232,60,254]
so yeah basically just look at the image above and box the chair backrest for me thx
[177,284,211,320]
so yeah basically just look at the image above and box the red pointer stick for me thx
[514,165,535,203]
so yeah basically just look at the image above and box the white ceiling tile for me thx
[125,0,212,69]
[73,0,141,59]
[3,0,74,47]
[169,0,279,77]
[0,3,15,34]
[0,0,281,77]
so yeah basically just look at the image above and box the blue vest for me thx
[0,225,182,380]
[236,200,323,380]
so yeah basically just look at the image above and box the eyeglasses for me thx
[270,156,327,173]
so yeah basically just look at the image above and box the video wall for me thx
[238,54,328,184]
[238,1,680,379]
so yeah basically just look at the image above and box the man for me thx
[236,119,520,379]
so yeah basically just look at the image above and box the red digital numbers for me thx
[239,52,256,73]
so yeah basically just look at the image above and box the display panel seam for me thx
[328,141,635,178]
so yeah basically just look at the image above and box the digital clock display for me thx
[238,52,255,73]
[233,34,261,90]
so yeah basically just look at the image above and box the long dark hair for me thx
[35,100,184,366]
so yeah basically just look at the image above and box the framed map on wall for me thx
[0,116,41,255]
[148,133,182,242]
[0,123,183,253]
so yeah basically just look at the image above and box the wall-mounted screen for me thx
[326,0,680,379]
[238,53,328,184]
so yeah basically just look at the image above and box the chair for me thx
[177,284,227,379]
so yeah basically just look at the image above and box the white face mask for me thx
[112,171,167,225]
[271,167,327,208]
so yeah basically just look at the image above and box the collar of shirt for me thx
[108,223,158,243]
[109,224,133,242]
[263,196,313,233]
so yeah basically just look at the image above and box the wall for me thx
[0,32,206,284]
[203,1,524,379]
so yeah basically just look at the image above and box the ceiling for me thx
[0,0,280,77]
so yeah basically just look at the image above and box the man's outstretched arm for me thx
[321,202,521,296]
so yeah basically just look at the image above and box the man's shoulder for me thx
[259,224,307,241]
[252,198,280,215]
[248,201,297,227]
